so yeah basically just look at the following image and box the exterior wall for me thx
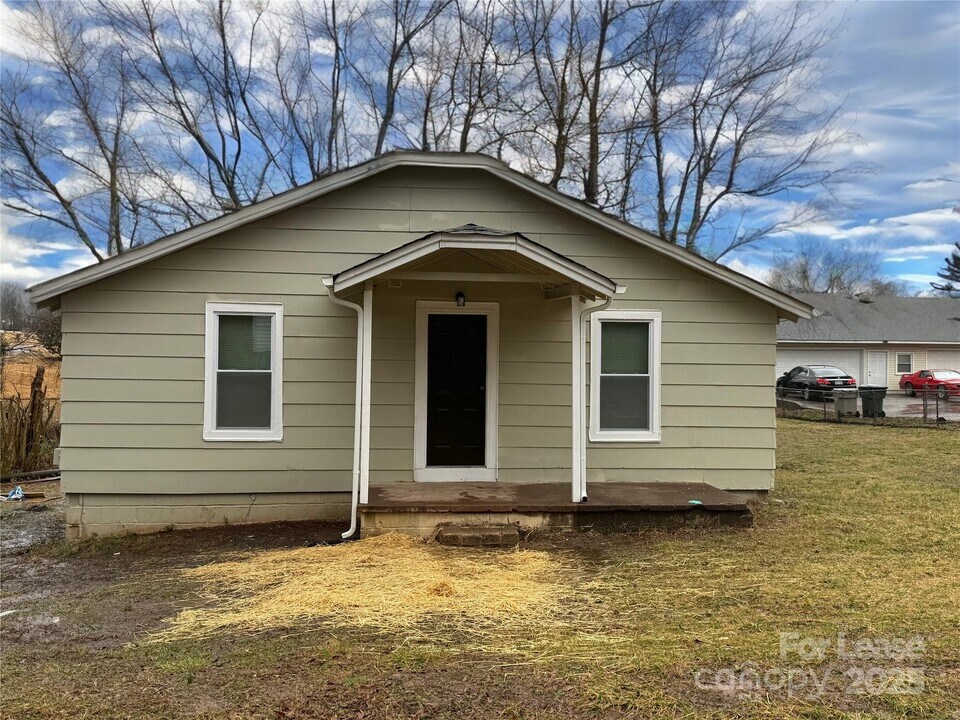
[776,344,960,389]
[59,166,780,536]
[65,492,350,540]
[369,272,572,485]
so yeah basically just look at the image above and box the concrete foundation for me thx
[65,492,351,539]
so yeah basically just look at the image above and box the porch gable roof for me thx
[331,224,622,299]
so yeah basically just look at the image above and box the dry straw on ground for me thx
[150,532,577,643]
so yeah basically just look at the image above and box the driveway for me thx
[791,389,960,418]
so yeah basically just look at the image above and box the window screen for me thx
[216,314,273,429]
[896,354,912,374]
[598,321,651,431]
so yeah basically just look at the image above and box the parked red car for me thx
[899,369,960,400]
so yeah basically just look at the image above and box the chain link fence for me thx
[776,387,960,429]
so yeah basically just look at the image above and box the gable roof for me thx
[28,151,811,319]
[332,224,620,298]
[777,293,960,343]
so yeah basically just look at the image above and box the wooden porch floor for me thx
[363,481,749,514]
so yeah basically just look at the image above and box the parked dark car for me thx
[777,365,857,400]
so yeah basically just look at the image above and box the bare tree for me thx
[403,13,460,151]
[448,0,509,153]
[1,281,61,354]
[1,281,32,332]
[767,239,906,296]
[505,0,588,189]
[102,0,284,212]
[575,1,653,206]
[2,0,855,267]
[0,1,151,260]
[631,2,848,258]
[263,0,363,182]
[349,0,452,157]
[930,240,960,297]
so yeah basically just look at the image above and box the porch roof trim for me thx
[332,226,621,298]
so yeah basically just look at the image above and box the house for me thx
[776,293,960,387]
[29,152,811,540]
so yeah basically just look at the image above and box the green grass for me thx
[2,419,958,719]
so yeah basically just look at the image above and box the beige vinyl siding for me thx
[59,165,779,505]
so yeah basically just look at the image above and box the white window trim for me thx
[204,302,284,442]
[414,301,499,481]
[895,352,914,374]
[589,309,661,443]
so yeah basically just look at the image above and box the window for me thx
[589,310,661,442]
[204,303,283,441]
[896,353,913,374]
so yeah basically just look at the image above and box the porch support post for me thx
[571,295,584,502]
[359,282,374,504]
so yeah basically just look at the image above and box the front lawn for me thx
[2,419,958,719]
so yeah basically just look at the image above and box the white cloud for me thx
[885,242,957,256]
[1,227,96,286]
[723,258,771,284]
[0,4,48,62]
[882,255,928,263]
[789,207,960,244]
[896,273,943,285]
[903,178,957,191]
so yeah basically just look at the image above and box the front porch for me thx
[360,481,753,539]
[323,223,758,541]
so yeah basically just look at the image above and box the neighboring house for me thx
[777,293,960,387]
[30,152,811,540]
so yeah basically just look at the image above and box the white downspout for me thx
[359,283,374,505]
[323,277,364,540]
[576,286,626,502]
[571,296,583,503]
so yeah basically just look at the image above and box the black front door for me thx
[426,314,487,466]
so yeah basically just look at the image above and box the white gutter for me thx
[322,277,364,540]
[574,285,625,501]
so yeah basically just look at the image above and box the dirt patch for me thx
[0,480,64,555]
[1,356,61,400]
[1,520,348,650]
[1,421,959,718]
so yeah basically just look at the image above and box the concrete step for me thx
[435,524,520,547]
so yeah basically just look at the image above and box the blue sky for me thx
[2,0,959,293]
[724,1,960,293]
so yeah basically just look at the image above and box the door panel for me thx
[867,351,887,385]
[927,349,960,370]
[426,314,487,466]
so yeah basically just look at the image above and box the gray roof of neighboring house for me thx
[777,293,960,343]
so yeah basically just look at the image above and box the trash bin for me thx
[832,387,859,417]
[859,385,888,418]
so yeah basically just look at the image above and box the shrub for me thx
[0,366,60,475]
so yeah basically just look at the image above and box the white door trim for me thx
[414,301,499,482]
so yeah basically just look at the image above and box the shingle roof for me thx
[777,293,960,343]
[27,152,811,319]
[437,223,514,236]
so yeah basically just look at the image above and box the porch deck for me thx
[360,482,753,537]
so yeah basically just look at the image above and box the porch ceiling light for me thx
[455,291,466,307]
